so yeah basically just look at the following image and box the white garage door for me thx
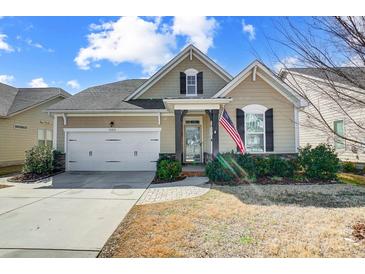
[66,129,160,171]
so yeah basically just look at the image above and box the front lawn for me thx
[100,183,365,258]
[338,173,365,186]
[0,165,23,177]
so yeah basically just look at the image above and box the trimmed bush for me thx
[298,144,340,180]
[267,155,296,178]
[205,157,236,182]
[156,158,182,181]
[341,161,357,173]
[23,145,53,175]
[253,156,270,178]
[236,154,256,178]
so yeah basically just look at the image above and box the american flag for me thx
[219,109,245,154]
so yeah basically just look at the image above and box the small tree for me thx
[23,145,54,175]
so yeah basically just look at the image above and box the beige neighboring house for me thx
[281,68,365,163]
[0,83,70,167]
[47,45,307,172]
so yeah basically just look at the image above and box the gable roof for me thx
[125,44,233,101]
[47,79,165,112]
[285,67,365,89]
[0,83,70,117]
[213,60,307,107]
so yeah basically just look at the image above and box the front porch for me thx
[163,98,231,164]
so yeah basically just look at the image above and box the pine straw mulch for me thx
[99,183,365,258]
[8,171,64,183]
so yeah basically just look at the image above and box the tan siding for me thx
[160,116,175,153]
[286,74,365,163]
[0,97,64,166]
[220,76,296,153]
[139,56,228,99]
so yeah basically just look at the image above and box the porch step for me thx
[182,164,206,177]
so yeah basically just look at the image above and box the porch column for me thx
[174,109,185,162]
[211,109,219,158]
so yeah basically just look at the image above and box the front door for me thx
[184,125,202,163]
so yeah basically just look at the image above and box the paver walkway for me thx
[137,177,210,205]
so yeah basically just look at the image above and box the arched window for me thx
[184,68,198,96]
[242,104,268,152]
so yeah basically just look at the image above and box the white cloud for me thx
[66,80,80,89]
[75,16,176,75]
[0,74,15,85]
[28,77,48,88]
[75,16,218,75]
[25,39,54,52]
[242,20,256,41]
[0,34,13,52]
[172,16,217,53]
[342,55,364,67]
[274,56,300,72]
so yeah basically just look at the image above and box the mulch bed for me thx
[7,171,64,183]
[152,175,187,184]
[0,184,12,189]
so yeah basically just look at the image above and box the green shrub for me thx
[156,158,182,181]
[23,145,54,175]
[341,161,357,173]
[236,154,256,178]
[205,156,236,182]
[267,155,296,178]
[298,144,340,180]
[254,156,270,178]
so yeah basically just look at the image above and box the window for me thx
[334,120,345,149]
[243,104,267,153]
[38,129,52,147]
[246,113,265,152]
[184,68,198,96]
[187,75,197,95]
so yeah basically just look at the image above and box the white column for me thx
[52,115,57,150]
[294,107,300,152]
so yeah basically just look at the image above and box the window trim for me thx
[184,68,198,97]
[333,119,345,150]
[242,104,268,153]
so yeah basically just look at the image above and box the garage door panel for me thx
[66,130,160,171]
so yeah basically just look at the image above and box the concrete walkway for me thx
[137,177,210,205]
[0,171,153,258]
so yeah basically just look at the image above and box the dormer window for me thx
[180,69,203,96]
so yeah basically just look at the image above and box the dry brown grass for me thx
[99,183,365,258]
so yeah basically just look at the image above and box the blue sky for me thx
[0,16,306,94]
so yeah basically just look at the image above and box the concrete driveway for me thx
[0,171,153,258]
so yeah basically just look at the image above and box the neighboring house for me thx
[47,45,306,172]
[281,68,365,163]
[0,83,70,167]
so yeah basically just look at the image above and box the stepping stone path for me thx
[137,177,210,205]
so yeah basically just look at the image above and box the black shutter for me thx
[265,108,274,152]
[197,72,203,94]
[180,72,186,94]
[236,109,245,151]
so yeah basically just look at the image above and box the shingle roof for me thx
[287,67,365,89]
[0,83,70,117]
[47,79,165,111]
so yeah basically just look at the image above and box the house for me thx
[280,67,365,163]
[47,45,306,172]
[0,83,70,167]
